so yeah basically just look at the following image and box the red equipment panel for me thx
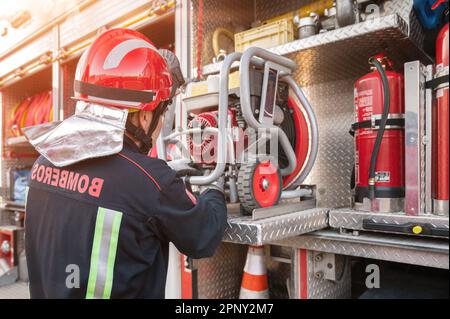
[0,228,18,269]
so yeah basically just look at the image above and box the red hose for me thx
[432,0,448,10]
[197,0,203,80]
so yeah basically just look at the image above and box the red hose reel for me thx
[7,90,53,137]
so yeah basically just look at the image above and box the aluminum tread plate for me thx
[271,14,408,55]
[195,242,247,299]
[276,230,449,269]
[306,251,351,299]
[224,208,328,245]
[254,0,413,24]
[329,208,450,237]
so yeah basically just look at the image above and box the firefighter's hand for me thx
[167,159,201,177]
[200,176,225,194]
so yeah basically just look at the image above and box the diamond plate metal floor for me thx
[0,282,30,299]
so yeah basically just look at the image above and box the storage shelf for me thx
[329,208,449,238]
[276,229,449,270]
[6,136,30,147]
[1,200,25,212]
[223,207,328,245]
[201,14,432,86]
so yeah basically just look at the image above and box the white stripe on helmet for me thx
[75,47,90,81]
[103,39,158,70]
[86,95,142,107]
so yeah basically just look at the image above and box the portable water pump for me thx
[161,48,319,213]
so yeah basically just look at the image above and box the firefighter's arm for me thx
[149,175,227,259]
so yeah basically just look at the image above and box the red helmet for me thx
[74,28,172,111]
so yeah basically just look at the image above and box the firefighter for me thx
[24,29,227,299]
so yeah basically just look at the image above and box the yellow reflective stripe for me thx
[85,207,123,299]
[102,212,122,298]
[86,208,105,299]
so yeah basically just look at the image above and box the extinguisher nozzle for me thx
[369,186,376,200]
[368,178,376,199]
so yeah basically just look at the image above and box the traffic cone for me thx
[239,245,269,299]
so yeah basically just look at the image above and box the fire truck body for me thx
[0,0,448,299]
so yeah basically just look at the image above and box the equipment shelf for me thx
[201,14,432,86]
[329,208,449,238]
[275,229,449,270]
[0,67,51,202]
[1,201,26,213]
[5,136,29,147]
[223,207,329,245]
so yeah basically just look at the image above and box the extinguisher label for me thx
[375,171,390,182]
[437,88,446,98]
[358,90,374,109]
[356,89,374,123]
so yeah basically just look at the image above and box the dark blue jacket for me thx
[25,137,227,299]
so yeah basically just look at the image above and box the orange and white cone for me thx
[239,245,269,299]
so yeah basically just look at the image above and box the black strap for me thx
[74,80,155,103]
[125,100,170,154]
[426,74,449,90]
[147,100,169,141]
[363,219,449,238]
[125,121,153,154]
[351,118,405,131]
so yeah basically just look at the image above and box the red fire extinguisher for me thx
[352,54,405,212]
[433,22,449,215]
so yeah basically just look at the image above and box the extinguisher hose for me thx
[368,57,390,200]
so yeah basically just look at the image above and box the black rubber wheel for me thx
[237,156,282,214]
